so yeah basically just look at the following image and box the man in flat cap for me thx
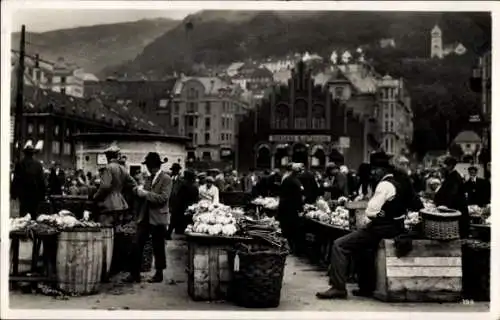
[464,166,489,207]
[11,141,46,219]
[434,156,469,237]
[126,152,172,283]
[93,144,137,227]
[317,151,412,300]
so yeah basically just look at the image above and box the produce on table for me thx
[468,205,483,217]
[10,214,34,232]
[185,201,239,236]
[238,216,285,247]
[302,199,350,230]
[330,206,350,230]
[36,210,100,230]
[404,211,420,230]
[251,197,279,210]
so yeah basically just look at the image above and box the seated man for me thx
[316,151,411,299]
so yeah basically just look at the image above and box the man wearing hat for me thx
[11,141,46,218]
[434,156,469,238]
[316,151,412,299]
[464,166,489,207]
[166,162,183,239]
[278,162,304,253]
[126,152,173,283]
[93,145,137,226]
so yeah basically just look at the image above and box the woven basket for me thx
[230,244,288,308]
[420,208,461,240]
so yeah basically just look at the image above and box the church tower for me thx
[430,25,443,59]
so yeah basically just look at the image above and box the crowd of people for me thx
[11,140,491,288]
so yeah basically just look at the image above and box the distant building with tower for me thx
[430,25,467,59]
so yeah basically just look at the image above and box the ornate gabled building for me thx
[237,60,366,171]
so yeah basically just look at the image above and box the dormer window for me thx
[335,87,344,99]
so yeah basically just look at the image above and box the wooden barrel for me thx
[56,228,103,295]
[101,227,114,278]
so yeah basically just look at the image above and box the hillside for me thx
[106,11,490,79]
[11,18,180,75]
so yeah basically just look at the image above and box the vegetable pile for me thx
[237,216,285,248]
[185,200,239,236]
[404,211,420,230]
[36,210,100,230]
[251,197,279,210]
[301,198,350,230]
[10,214,36,233]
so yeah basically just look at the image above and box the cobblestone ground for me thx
[9,237,489,312]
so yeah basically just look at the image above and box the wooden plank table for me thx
[374,239,462,302]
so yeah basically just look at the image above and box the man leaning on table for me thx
[316,151,411,299]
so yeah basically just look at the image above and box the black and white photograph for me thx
[1,1,497,318]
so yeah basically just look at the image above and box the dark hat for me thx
[443,156,458,167]
[171,162,182,170]
[468,166,478,172]
[370,151,392,168]
[142,152,164,166]
[183,169,196,181]
[326,162,339,170]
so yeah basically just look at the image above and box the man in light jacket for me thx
[93,145,137,226]
[126,152,173,283]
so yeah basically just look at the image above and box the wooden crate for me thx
[374,239,462,302]
[186,233,254,301]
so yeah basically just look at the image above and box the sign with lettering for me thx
[97,154,107,165]
[269,135,331,143]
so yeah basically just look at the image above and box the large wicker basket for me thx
[420,208,461,240]
[229,243,288,308]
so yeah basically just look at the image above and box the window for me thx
[63,142,71,155]
[61,76,66,84]
[390,104,394,117]
[384,121,388,132]
[205,117,211,130]
[39,124,45,134]
[174,102,179,114]
[188,102,196,113]
[34,69,41,81]
[188,117,194,127]
[54,125,60,135]
[61,87,66,95]
[466,143,471,148]
[222,117,226,129]
[27,123,33,134]
[202,151,211,161]
[220,133,224,141]
[205,133,210,144]
[52,141,60,154]
[390,121,394,132]
[66,128,70,137]
[335,87,343,99]
[205,102,211,114]
[159,99,168,108]
[188,133,193,141]
[194,133,198,144]
[173,117,179,127]
[384,138,389,152]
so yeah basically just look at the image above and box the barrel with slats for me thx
[56,228,103,295]
[101,227,114,279]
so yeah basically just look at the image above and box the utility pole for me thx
[14,25,26,162]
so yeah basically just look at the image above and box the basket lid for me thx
[420,208,461,217]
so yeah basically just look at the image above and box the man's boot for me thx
[148,270,163,283]
[316,287,348,299]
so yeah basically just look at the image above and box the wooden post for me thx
[14,25,26,162]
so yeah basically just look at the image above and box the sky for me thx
[11,9,198,32]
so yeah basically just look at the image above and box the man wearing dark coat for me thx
[11,142,46,219]
[166,163,183,238]
[48,162,65,195]
[464,166,490,207]
[299,169,320,204]
[173,169,200,231]
[277,163,304,253]
[434,156,470,238]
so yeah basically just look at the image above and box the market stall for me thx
[184,200,288,307]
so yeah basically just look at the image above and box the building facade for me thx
[158,76,248,168]
[238,61,366,172]
[431,25,444,59]
[12,86,163,168]
[11,51,85,98]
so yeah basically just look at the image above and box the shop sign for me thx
[338,136,350,148]
[97,154,107,165]
[269,135,331,143]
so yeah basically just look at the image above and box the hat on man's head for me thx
[326,162,339,170]
[23,140,35,152]
[370,151,392,168]
[468,166,478,173]
[104,144,120,154]
[206,176,215,183]
[142,152,164,166]
[443,156,458,168]
[170,163,182,171]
